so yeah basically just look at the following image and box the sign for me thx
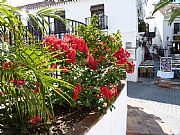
[157,70,174,78]
[126,48,136,60]
[160,57,172,72]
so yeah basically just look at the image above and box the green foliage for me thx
[0,6,133,134]
[0,3,73,133]
[55,16,126,111]
[78,15,122,57]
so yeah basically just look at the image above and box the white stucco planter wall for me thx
[86,80,127,135]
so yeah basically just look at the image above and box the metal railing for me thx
[2,18,86,46]
[0,18,86,80]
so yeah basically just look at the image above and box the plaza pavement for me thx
[127,78,180,135]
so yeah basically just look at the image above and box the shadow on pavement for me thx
[127,105,168,135]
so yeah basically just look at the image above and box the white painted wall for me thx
[163,17,180,42]
[149,11,164,48]
[86,80,127,135]
[163,19,172,50]
[26,0,139,82]
[144,0,164,48]
[145,17,163,48]
[127,61,138,82]
[136,47,143,65]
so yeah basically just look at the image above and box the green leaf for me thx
[152,0,170,15]
[169,8,180,25]
[2,0,6,3]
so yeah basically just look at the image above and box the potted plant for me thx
[0,2,134,134]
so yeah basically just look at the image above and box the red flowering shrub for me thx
[0,13,135,134]
[41,16,135,111]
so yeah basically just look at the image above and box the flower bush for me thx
[0,2,134,133]
[42,16,135,112]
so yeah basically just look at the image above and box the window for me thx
[90,4,105,29]
[90,4,104,17]
[174,23,180,34]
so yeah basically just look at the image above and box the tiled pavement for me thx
[127,105,172,135]
[127,80,180,135]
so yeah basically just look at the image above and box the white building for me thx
[19,0,145,82]
[145,0,180,57]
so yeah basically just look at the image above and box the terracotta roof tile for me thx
[18,0,78,10]
[159,3,180,16]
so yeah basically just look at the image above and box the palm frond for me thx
[152,0,170,15]
[169,8,180,24]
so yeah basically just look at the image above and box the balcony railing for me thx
[3,18,86,46]
[85,15,108,30]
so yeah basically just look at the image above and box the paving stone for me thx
[128,81,180,135]
[127,125,149,134]
[127,105,168,135]
[148,126,166,135]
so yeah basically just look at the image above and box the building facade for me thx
[145,0,180,57]
[19,0,144,82]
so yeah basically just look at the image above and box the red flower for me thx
[73,84,82,100]
[106,90,113,99]
[62,66,69,72]
[77,39,89,53]
[16,80,26,86]
[118,59,128,65]
[93,48,97,52]
[67,49,76,64]
[87,54,95,65]
[100,86,113,99]
[64,34,74,44]
[62,42,69,52]
[10,80,26,86]
[113,86,118,97]
[35,82,40,93]
[51,64,58,69]
[3,61,13,70]
[30,115,40,125]
[64,34,71,43]
[43,35,56,44]
[0,91,3,95]
[90,63,97,70]
[126,61,135,73]
[95,94,101,99]
[53,42,61,50]
[114,48,130,65]
[10,80,17,84]
[87,54,98,70]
